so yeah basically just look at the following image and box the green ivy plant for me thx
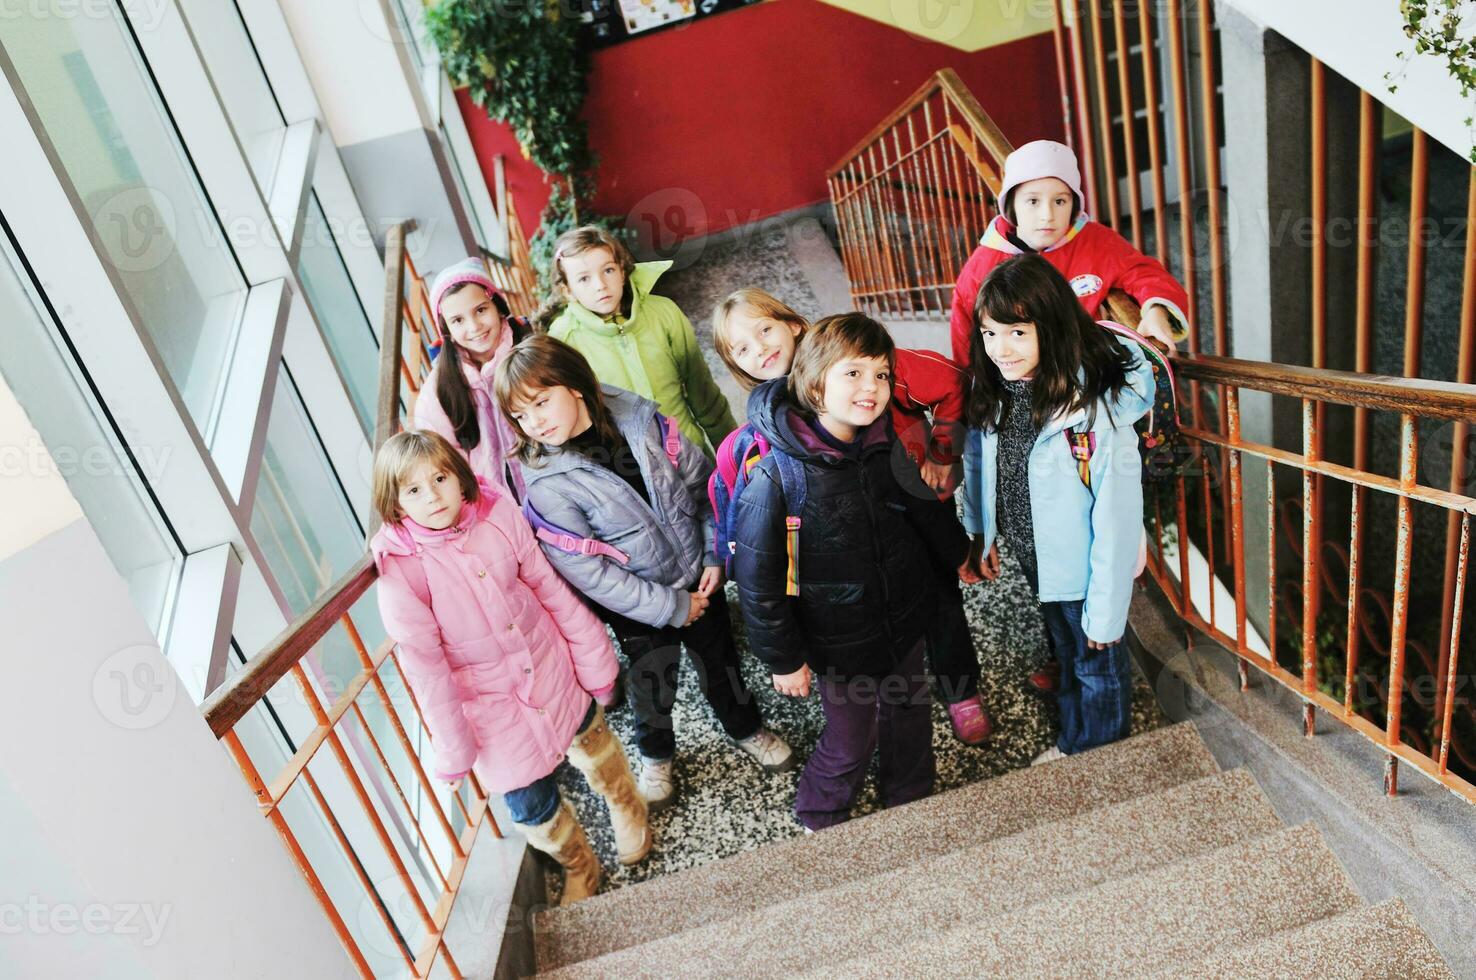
[425,0,612,277]
[1388,0,1476,161]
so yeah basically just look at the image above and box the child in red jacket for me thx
[710,288,993,746]
[948,139,1190,376]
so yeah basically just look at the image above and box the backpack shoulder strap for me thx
[768,448,807,596]
[1063,428,1097,493]
[661,415,682,468]
[520,497,630,564]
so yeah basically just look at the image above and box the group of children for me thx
[369,140,1191,901]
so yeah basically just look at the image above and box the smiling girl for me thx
[542,226,735,455]
[958,255,1155,762]
[732,314,968,830]
[413,258,532,496]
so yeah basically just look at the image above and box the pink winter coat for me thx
[412,325,527,498]
[369,482,617,793]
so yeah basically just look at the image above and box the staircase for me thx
[527,723,1451,977]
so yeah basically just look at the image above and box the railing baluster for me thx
[1164,0,1200,355]
[1111,0,1143,248]
[1227,388,1248,662]
[1051,0,1075,151]
[1345,483,1363,714]
[1302,400,1320,736]
[1440,515,1471,774]
[1198,0,1226,356]
[1385,414,1420,796]
[1405,130,1430,379]
[1087,0,1122,230]
[1139,0,1171,265]
[1066,0,1102,217]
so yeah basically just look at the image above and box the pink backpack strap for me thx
[532,526,630,565]
[663,415,682,468]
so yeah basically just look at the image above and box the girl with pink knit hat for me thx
[413,258,532,497]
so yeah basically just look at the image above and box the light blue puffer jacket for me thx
[960,340,1154,644]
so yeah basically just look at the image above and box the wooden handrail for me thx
[376,220,414,452]
[1175,355,1476,422]
[201,556,377,738]
[827,68,1013,184]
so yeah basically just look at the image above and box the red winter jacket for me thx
[891,347,966,467]
[947,213,1191,388]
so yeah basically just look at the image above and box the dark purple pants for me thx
[795,640,935,830]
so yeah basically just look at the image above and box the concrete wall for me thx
[0,377,351,979]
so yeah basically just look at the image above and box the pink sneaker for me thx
[947,696,993,746]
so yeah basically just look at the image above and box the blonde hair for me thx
[788,313,896,417]
[371,430,479,525]
[534,225,637,330]
[493,334,620,464]
[710,288,812,392]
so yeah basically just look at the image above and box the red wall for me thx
[458,1,1063,243]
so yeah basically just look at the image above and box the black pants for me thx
[603,588,762,761]
[926,575,982,704]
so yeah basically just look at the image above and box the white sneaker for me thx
[737,728,797,772]
[638,756,676,810]
[1031,745,1067,767]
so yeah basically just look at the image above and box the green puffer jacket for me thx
[547,260,736,453]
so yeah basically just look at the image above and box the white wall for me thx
[1221,0,1476,160]
[0,380,352,979]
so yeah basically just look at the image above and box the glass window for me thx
[1,5,249,434]
[441,124,488,250]
[296,193,379,433]
[174,0,287,195]
[0,230,180,636]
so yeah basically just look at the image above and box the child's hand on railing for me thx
[1137,306,1178,353]
[772,665,813,698]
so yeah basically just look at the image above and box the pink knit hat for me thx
[999,140,1085,211]
[429,258,504,324]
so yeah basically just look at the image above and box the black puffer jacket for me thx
[732,379,969,679]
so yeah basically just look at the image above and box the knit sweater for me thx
[995,378,1040,587]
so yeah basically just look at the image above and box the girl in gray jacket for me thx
[494,335,794,810]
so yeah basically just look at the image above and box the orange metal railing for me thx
[200,207,540,975]
[827,52,1476,806]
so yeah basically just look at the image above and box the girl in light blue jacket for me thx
[958,255,1155,761]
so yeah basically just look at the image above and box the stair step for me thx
[534,722,1217,970]
[804,823,1362,978]
[541,768,1279,978]
[1155,898,1454,979]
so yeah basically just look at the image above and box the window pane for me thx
[441,124,488,250]
[296,194,378,433]
[175,0,286,195]
[0,232,180,636]
[1,5,248,432]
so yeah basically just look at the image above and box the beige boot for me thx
[521,801,601,905]
[565,706,653,866]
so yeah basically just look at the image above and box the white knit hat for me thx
[999,140,1085,210]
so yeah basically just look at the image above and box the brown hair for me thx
[965,254,1132,432]
[788,313,895,417]
[433,281,519,450]
[371,430,480,525]
[534,225,637,329]
[492,334,620,464]
[710,288,811,392]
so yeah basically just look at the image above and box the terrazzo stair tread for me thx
[539,768,1280,979]
[1153,898,1455,980]
[801,823,1363,980]
[534,722,1217,970]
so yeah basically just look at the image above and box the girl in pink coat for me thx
[413,258,531,497]
[370,429,651,904]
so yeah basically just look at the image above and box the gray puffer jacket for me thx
[521,386,718,629]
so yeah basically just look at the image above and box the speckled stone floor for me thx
[543,220,1166,898]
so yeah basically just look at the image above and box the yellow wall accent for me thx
[817,0,1055,53]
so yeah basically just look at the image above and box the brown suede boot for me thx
[521,801,601,906]
[565,706,653,866]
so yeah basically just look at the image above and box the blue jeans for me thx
[1040,600,1132,755]
[502,700,600,826]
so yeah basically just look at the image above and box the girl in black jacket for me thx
[732,314,969,830]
